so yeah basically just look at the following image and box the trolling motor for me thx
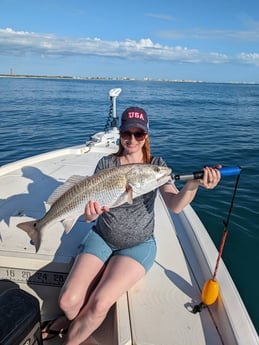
[104,88,122,131]
[87,88,122,147]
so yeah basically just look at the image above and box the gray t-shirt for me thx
[93,155,168,249]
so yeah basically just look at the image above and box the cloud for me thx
[238,52,259,66]
[158,27,259,42]
[0,27,258,67]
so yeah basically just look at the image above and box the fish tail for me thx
[17,220,42,252]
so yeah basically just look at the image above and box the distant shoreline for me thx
[0,74,258,85]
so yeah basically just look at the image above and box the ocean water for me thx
[0,77,258,332]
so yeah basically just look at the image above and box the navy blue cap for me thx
[120,107,149,133]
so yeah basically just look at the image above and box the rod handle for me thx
[173,166,242,180]
[193,166,242,179]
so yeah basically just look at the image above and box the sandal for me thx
[41,317,69,341]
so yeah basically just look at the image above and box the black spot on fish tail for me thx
[17,220,42,253]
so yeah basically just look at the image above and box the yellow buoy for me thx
[201,279,219,305]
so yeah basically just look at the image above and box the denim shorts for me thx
[78,229,157,272]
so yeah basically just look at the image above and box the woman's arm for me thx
[160,166,221,214]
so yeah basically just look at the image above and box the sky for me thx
[1,0,259,83]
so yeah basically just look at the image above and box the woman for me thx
[42,106,221,344]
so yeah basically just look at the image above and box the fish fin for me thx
[62,216,80,234]
[110,186,133,208]
[47,175,87,205]
[17,220,42,253]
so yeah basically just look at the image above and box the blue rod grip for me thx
[173,166,242,180]
[191,166,242,180]
[219,166,242,177]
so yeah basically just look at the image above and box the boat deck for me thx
[0,143,257,344]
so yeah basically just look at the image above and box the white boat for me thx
[0,88,258,345]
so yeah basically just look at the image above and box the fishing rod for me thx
[188,165,243,313]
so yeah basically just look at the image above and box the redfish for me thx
[17,164,171,252]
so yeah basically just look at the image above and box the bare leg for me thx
[59,253,105,320]
[42,253,105,340]
[65,255,145,345]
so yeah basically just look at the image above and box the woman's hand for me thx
[84,201,109,223]
[198,166,221,189]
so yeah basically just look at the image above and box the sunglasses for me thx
[120,131,147,141]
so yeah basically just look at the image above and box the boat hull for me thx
[0,139,258,344]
